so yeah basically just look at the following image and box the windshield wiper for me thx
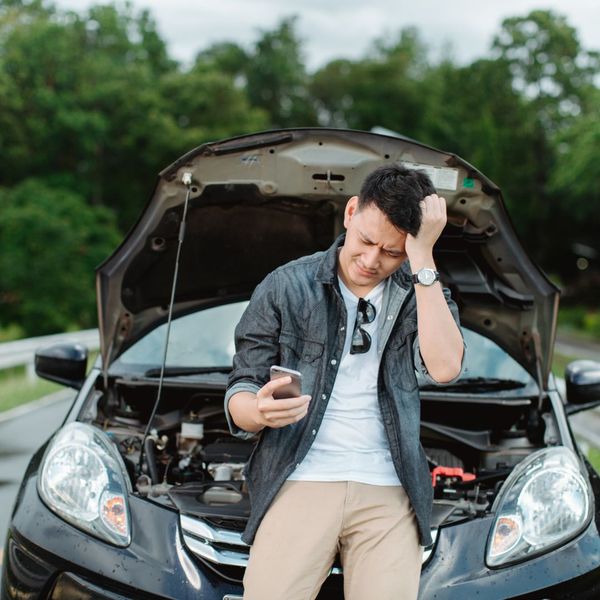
[420,377,527,392]
[144,366,232,377]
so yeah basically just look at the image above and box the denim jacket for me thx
[225,235,463,546]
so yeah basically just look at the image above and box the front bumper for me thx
[419,514,600,599]
[1,475,243,600]
[3,468,600,600]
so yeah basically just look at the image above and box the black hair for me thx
[358,165,436,236]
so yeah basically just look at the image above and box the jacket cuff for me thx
[224,382,261,440]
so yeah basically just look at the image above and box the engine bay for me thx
[87,376,559,532]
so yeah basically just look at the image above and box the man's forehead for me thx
[357,224,406,250]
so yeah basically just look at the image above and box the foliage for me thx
[589,448,600,474]
[0,3,599,338]
[492,10,600,131]
[559,307,600,339]
[0,366,61,413]
[0,179,121,334]
[311,28,429,133]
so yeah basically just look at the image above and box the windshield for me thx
[419,328,534,389]
[112,301,535,387]
[115,302,247,368]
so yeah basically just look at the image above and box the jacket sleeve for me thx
[224,271,282,438]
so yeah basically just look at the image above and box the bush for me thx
[0,178,121,336]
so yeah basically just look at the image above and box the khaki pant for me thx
[243,480,423,600]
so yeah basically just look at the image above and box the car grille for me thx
[180,514,438,579]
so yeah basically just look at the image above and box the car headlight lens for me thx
[487,446,591,567]
[38,422,131,546]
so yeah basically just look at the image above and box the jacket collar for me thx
[315,234,414,290]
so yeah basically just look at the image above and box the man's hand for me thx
[405,194,447,263]
[228,377,311,433]
[254,376,311,429]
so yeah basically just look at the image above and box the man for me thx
[225,165,464,600]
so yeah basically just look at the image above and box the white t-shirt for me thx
[288,277,401,486]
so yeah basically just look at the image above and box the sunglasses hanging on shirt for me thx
[350,298,376,354]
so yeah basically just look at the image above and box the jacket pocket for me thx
[279,331,324,370]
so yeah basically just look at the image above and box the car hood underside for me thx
[96,128,559,386]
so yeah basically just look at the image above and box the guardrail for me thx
[0,329,99,381]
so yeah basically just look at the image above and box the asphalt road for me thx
[0,390,74,569]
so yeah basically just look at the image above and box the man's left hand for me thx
[405,194,447,262]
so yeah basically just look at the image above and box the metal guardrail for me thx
[0,329,99,381]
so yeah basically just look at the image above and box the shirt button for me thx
[321,394,327,400]
[387,315,394,320]
[340,326,345,331]
[312,429,317,436]
[331,359,337,365]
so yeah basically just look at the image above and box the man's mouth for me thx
[355,263,377,277]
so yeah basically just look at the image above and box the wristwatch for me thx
[411,268,440,286]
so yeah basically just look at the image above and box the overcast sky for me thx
[54,0,600,71]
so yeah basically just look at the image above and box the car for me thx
[3,128,600,600]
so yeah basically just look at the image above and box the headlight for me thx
[487,446,591,567]
[38,422,131,546]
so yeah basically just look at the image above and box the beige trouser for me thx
[243,480,423,600]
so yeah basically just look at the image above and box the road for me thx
[0,390,74,570]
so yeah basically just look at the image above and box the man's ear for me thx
[343,196,359,228]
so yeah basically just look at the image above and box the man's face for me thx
[338,196,408,297]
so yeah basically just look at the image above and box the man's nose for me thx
[362,247,380,269]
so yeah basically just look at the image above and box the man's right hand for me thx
[228,378,311,433]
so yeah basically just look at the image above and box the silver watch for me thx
[411,268,440,286]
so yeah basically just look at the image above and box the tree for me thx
[0,179,122,335]
[310,28,429,134]
[419,58,548,244]
[0,1,269,230]
[492,9,600,131]
[243,17,317,127]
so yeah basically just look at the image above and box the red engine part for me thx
[431,466,476,487]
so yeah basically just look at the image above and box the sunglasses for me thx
[350,298,377,354]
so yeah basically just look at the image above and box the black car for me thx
[3,128,600,599]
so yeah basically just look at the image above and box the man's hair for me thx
[358,165,436,236]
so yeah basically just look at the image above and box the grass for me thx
[588,448,600,473]
[0,365,62,413]
[551,351,578,378]
[0,352,97,414]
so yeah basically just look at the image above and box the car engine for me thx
[88,379,558,531]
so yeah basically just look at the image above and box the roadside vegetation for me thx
[589,448,600,473]
[0,2,599,339]
[0,366,61,413]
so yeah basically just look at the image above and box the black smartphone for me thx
[269,365,303,399]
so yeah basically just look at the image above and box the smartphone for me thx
[269,365,303,399]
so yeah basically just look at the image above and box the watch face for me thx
[418,269,436,285]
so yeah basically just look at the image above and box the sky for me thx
[54,0,600,71]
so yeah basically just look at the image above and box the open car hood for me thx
[96,128,559,387]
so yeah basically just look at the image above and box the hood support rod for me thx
[139,171,194,476]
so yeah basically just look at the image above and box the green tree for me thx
[492,9,600,131]
[0,1,270,229]
[243,17,317,127]
[419,58,548,251]
[0,2,180,226]
[310,28,428,134]
[0,179,122,335]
